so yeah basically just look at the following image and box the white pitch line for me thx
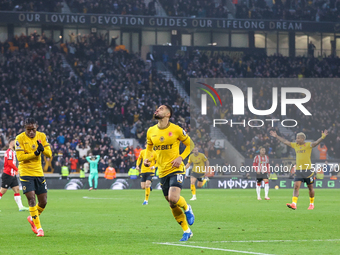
[82,196,121,199]
[156,242,275,255]
[214,239,340,243]
[163,239,340,244]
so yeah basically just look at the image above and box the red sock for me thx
[265,182,269,184]
[257,183,261,186]
[0,192,3,198]
[14,193,20,197]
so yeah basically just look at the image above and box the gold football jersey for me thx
[188,153,207,174]
[15,131,52,177]
[146,123,193,178]
[290,142,313,171]
[137,149,157,173]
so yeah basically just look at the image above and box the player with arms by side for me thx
[270,130,328,210]
[144,105,195,241]
[136,143,157,205]
[15,118,52,236]
[253,147,270,201]
[185,147,209,201]
[0,137,29,211]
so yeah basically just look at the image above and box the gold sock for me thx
[292,196,298,204]
[171,206,189,232]
[175,196,188,211]
[202,179,207,186]
[29,206,42,229]
[310,197,314,204]
[145,187,150,201]
[190,184,196,196]
[37,205,45,216]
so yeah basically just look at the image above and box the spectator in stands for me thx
[318,143,328,160]
[134,145,142,161]
[54,161,61,175]
[119,161,127,173]
[98,158,108,173]
[308,41,316,57]
[70,154,79,173]
[128,166,139,179]
[104,163,116,180]
[76,143,91,158]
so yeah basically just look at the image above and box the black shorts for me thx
[256,173,269,183]
[1,173,19,189]
[294,170,314,185]
[191,171,205,182]
[159,172,184,197]
[20,176,48,195]
[140,172,154,182]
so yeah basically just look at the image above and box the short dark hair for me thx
[25,117,36,126]
[8,137,15,143]
[164,104,173,118]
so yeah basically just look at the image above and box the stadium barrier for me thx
[1,176,338,190]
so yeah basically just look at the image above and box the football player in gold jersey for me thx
[136,144,157,205]
[185,147,209,200]
[144,105,195,241]
[15,118,52,237]
[270,130,328,210]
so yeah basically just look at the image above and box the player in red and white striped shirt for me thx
[253,147,270,201]
[0,137,29,211]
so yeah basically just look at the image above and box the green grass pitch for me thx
[0,188,340,255]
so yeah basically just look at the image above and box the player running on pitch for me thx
[136,143,157,205]
[15,118,52,236]
[270,130,328,210]
[144,105,195,241]
[185,147,209,201]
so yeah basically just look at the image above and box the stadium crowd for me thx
[0,0,62,12]
[0,30,199,174]
[171,51,340,159]
[159,0,229,18]
[236,0,340,22]
[2,0,340,22]
[0,30,339,176]
[66,0,156,15]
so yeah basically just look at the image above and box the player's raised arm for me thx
[270,130,292,147]
[95,155,101,163]
[311,130,328,148]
